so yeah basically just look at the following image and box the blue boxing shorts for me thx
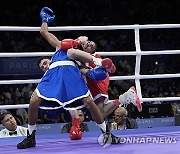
[36,61,90,110]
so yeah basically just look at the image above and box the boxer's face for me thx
[39,58,50,72]
[81,40,96,54]
[2,114,17,131]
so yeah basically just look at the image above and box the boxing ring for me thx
[0,24,180,153]
[0,126,180,154]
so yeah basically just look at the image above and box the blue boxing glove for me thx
[86,66,107,81]
[40,7,55,25]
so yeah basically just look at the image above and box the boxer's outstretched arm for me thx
[40,7,60,50]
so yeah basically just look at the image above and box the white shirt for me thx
[0,126,28,138]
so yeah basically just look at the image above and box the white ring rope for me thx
[1,24,180,31]
[0,24,180,110]
[0,74,179,85]
[1,50,180,57]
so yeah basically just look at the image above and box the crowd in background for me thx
[0,0,180,125]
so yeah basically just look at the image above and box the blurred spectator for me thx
[3,86,12,100]
[0,98,7,114]
[108,85,119,99]
[40,108,65,124]
[22,84,33,99]
[171,92,180,115]
[0,112,27,138]
[4,97,11,105]
[146,81,158,95]
[118,57,132,74]
[38,100,68,124]
[108,107,138,130]
[14,87,22,99]
[15,97,28,125]
[61,109,89,134]
[0,109,7,115]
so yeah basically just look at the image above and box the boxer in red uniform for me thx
[66,37,142,118]
[84,53,142,118]
[59,35,142,117]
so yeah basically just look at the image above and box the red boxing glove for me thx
[69,126,82,140]
[102,58,116,73]
[61,39,81,51]
[69,118,82,140]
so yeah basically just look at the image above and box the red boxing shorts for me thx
[86,74,109,103]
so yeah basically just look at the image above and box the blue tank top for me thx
[50,49,70,65]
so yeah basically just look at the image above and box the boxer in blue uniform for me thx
[17,7,120,149]
[37,56,107,141]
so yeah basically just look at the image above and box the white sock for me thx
[119,92,128,105]
[28,124,36,135]
[97,121,106,132]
